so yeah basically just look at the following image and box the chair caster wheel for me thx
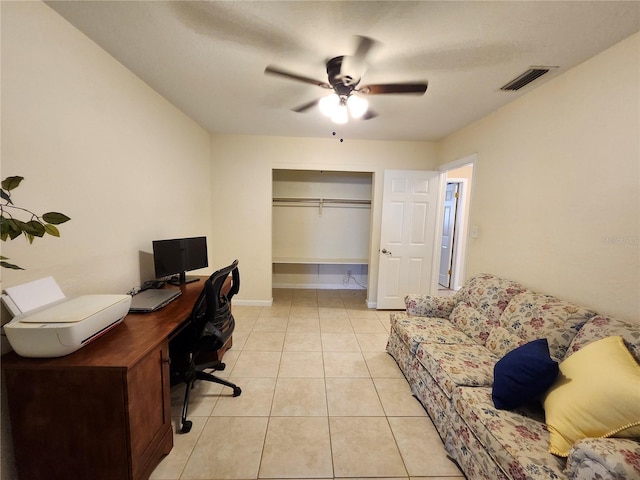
[181,420,192,433]
[233,386,242,397]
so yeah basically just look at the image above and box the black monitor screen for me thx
[152,236,208,285]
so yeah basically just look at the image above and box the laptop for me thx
[129,288,182,313]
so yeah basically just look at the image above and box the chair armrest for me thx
[404,294,456,318]
[565,438,640,480]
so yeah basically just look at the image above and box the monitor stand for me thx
[167,272,200,286]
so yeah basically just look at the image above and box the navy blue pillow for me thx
[492,338,559,410]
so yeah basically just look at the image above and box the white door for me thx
[438,183,459,288]
[377,170,440,309]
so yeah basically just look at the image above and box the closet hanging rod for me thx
[273,197,371,205]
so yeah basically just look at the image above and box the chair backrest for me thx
[189,259,240,353]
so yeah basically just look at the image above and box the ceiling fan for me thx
[264,36,428,124]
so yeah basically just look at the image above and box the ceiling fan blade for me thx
[359,82,428,95]
[341,36,377,81]
[361,109,378,120]
[292,98,320,113]
[352,36,376,65]
[265,66,331,89]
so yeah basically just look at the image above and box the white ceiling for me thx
[46,1,639,142]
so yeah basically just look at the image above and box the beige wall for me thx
[209,135,438,304]
[1,3,212,477]
[1,1,212,301]
[438,32,640,322]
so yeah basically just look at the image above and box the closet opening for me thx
[272,169,372,291]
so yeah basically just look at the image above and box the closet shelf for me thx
[273,257,368,265]
[273,197,371,206]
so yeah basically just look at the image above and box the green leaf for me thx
[7,219,22,239]
[12,219,28,230]
[26,233,34,244]
[0,260,24,270]
[44,224,60,237]
[0,189,12,204]
[25,220,46,237]
[0,216,9,235]
[42,212,71,225]
[1,176,23,191]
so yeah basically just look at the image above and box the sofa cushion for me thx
[390,312,473,354]
[499,292,595,361]
[449,303,498,345]
[415,342,497,398]
[565,314,640,362]
[452,386,567,480]
[455,273,529,323]
[492,339,559,410]
[543,336,640,457]
[485,326,526,358]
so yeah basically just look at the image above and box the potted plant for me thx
[0,176,70,269]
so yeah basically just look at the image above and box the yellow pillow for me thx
[542,335,640,457]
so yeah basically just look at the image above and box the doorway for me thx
[436,157,475,292]
[438,182,460,288]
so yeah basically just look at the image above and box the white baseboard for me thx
[233,298,273,307]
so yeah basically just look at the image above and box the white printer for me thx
[2,277,131,358]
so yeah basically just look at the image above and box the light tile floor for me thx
[150,288,465,480]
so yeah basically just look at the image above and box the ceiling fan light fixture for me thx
[347,94,368,119]
[319,93,340,117]
[331,104,349,124]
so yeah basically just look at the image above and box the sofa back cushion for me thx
[499,292,596,361]
[455,273,529,323]
[485,326,526,358]
[565,315,640,362]
[449,303,497,345]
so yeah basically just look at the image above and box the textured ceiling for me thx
[46,1,639,142]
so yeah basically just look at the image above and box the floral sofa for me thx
[386,273,640,480]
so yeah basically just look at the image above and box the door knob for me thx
[381,248,392,256]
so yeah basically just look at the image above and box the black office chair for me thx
[170,260,242,433]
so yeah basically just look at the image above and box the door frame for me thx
[432,153,477,292]
[442,178,468,290]
[438,181,462,289]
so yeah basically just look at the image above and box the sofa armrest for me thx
[565,438,640,480]
[404,294,456,318]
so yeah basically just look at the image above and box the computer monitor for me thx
[152,236,208,285]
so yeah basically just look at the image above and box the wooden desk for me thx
[1,278,213,480]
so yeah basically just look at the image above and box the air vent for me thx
[500,67,555,91]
